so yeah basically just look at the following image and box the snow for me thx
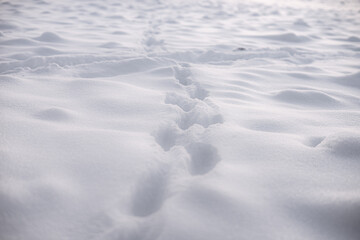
[1,0,360,239]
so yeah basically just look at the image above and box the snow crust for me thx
[1,0,360,239]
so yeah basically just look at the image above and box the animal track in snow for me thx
[155,63,223,173]
[187,83,209,100]
[164,92,197,112]
[142,18,166,52]
[185,142,221,175]
[133,61,224,234]
[153,123,181,151]
[174,65,193,86]
[131,166,169,217]
[177,103,223,130]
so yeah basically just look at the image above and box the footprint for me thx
[177,103,223,130]
[153,123,181,151]
[131,166,169,217]
[185,142,221,175]
[188,83,209,100]
[174,66,192,86]
[164,92,196,112]
[143,36,164,48]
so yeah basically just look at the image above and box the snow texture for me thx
[1,0,360,239]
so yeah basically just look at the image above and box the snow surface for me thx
[1,0,360,239]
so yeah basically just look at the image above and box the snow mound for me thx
[273,89,341,107]
[319,132,360,158]
[34,32,65,42]
[260,33,311,43]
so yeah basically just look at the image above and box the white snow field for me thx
[1,0,360,239]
